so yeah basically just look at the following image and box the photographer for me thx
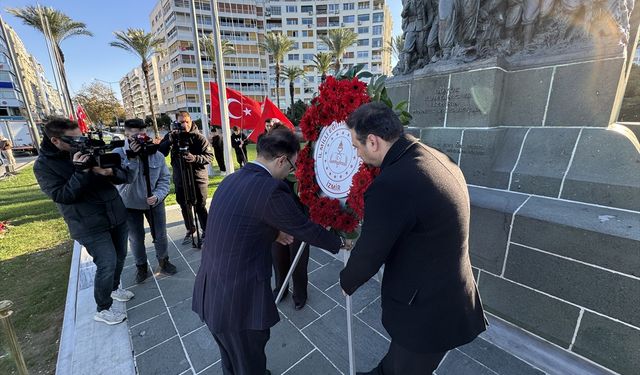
[34,118,133,325]
[115,119,176,283]
[159,111,213,245]
[230,126,248,167]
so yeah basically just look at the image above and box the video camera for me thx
[62,132,124,169]
[171,121,192,155]
[131,133,159,156]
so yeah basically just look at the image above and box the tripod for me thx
[177,149,202,248]
[140,151,156,242]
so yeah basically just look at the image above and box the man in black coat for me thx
[340,102,487,375]
[34,118,134,325]
[230,126,248,166]
[192,129,346,375]
[159,111,213,246]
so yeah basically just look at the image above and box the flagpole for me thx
[210,0,235,174]
[42,9,74,119]
[36,4,68,118]
[190,0,213,177]
[0,14,40,151]
[344,250,356,375]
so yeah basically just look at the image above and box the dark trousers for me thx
[126,202,168,266]
[176,182,208,232]
[271,239,309,303]
[369,341,446,375]
[234,148,247,167]
[213,145,226,172]
[212,329,270,375]
[76,222,128,312]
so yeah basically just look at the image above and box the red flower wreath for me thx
[296,76,380,235]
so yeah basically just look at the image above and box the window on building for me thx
[373,12,384,22]
[287,30,299,37]
[358,1,370,9]
[328,4,340,12]
[302,42,314,49]
[357,14,370,22]
[288,54,300,61]
[343,3,355,10]
[286,5,298,13]
[372,25,383,35]
[302,30,314,37]
[286,18,298,25]
[343,15,355,23]
[358,26,369,34]
[270,6,281,15]
[302,18,313,25]
[301,5,313,13]
[357,38,369,46]
[372,38,382,47]
[303,53,315,60]
[357,51,369,58]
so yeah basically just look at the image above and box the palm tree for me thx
[281,66,306,110]
[7,6,92,114]
[259,32,294,109]
[199,36,235,82]
[110,28,164,137]
[386,35,405,60]
[319,28,358,73]
[313,52,333,82]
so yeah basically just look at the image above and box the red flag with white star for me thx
[248,97,294,142]
[210,83,262,130]
[76,104,89,133]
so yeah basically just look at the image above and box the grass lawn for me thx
[0,164,72,375]
[0,145,256,374]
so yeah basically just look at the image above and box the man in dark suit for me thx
[340,102,487,375]
[193,129,346,375]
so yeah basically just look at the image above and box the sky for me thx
[1,1,403,100]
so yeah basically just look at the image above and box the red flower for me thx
[295,75,376,234]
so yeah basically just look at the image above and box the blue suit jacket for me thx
[192,163,341,332]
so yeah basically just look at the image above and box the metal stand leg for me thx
[275,241,306,304]
[344,250,356,375]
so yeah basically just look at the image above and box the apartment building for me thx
[0,19,63,120]
[119,55,163,120]
[265,0,392,108]
[129,0,392,121]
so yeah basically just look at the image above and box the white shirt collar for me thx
[251,160,272,176]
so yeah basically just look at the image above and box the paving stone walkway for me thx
[120,206,613,375]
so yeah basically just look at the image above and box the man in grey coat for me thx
[115,119,176,283]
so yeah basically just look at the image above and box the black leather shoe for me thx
[294,299,306,310]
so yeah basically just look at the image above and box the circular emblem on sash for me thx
[313,121,361,199]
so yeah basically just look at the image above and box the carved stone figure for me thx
[402,0,428,73]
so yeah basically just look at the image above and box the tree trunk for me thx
[321,72,327,82]
[275,63,281,109]
[334,58,341,74]
[142,60,159,137]
[289,80,295,110]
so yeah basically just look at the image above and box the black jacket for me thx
[33,137,128,239]
[159,126,213,187]
[340,134,487,353]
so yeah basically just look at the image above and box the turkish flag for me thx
[76,105,89,133]
[248,97,294,142]
[210,82,262,130]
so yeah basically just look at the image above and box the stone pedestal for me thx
[387,49,640,375]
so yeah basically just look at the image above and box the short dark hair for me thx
[271,122,288,131]
[124,118,145,129]
[264,118,272,124]
[257,128,300,159]
[44,118,78,138]
[346,102,403,144]
[232,126,239,131]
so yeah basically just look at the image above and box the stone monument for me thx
[387,2,640,374]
